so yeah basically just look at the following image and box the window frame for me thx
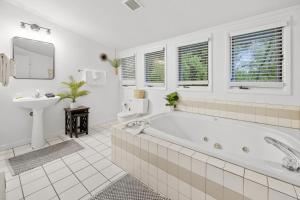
[226,19,291,95]
[120,53,137,87]
[175,36,212,92]
[143,45,167,89]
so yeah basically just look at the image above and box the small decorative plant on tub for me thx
[100,51,121,75]
[57,76,89,109]
[165,92,179,111]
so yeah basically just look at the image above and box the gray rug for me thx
[8,140,84,175]
[90,174,170,200]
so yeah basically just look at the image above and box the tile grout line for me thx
[61,149,116,198]
[18,175,26,200]
[18,167,60,199]
[60,156,92,198]
[77,135,110,156]
[41,165,61,200]
[89,132,128,181]
[81,133,110,145]
[23,184,52,199]
[50,173,76,196]
[19,168,48,188]
[10,145,26,200]
[76,152,112,185]
[78,134,111,158]
[45,162,66,179]
[75,131,124,194]
[64,155,99,182]
[86,135,111,154]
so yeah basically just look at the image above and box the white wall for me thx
[0,1,120,149]
[120,5,300,114]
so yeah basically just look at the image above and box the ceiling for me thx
[5,0,300,50]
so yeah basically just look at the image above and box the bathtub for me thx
[142,111,300,186]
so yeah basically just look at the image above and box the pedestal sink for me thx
[13,96,59,148]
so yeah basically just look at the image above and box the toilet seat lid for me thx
[117,112,137,118]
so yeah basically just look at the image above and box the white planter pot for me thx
[70,102,78,109]
[168,106,175,112]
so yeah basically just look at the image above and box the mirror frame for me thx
[12,36,55,80]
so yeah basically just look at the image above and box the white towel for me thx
[81,70,87,82]
[91,71,98,80]
[123,120,149,135]
[0,53,15,87]
[125,124,146,135]
[86,70,106,86]
[79,69,106,86]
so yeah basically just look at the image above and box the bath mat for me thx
[8,139,84,175]
[90,174,170,200]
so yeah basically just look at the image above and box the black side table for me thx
[64,106,89,138]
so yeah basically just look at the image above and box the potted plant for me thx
[165,92,179,111]
[57,76,89,109]
[100,51,121,75]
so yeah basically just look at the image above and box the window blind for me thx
[121,55,136,86]
[144,48,165,87]
[230,27,284,88]
[178,41,209,87]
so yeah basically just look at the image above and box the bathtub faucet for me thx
[264,137,300,172]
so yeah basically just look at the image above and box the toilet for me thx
[117,99,149,122]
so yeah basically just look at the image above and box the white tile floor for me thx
[0,124,126,200]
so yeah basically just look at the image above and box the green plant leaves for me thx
[165,92,179,108]
[57,76,89,103]
[108,58,121,68]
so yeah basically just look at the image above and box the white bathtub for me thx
[143,111,300,186]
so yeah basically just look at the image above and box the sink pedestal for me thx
[13,96,59,149]
[31,109,45,148]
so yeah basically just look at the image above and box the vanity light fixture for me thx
[20,22,51,34]
[123,0,143,11]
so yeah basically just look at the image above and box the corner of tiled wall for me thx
[176,99,300,130]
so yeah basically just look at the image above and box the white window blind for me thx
[121,55,136,86]
[144,48,165,87]
[178,41,209,87]
[230,27,284,88]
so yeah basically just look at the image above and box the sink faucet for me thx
[34,89,41,98]
[264,136,300,172]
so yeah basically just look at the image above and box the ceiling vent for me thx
[123,0,143,11]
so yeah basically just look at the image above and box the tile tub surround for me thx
[112,127,300,200]
[176,99,300,129]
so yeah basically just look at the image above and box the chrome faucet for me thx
[126,120,149,128]
[34,89,41,98]
[264,136,300,172]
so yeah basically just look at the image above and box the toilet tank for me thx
[131,99,148,114]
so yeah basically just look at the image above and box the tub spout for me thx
[264,136,300,172]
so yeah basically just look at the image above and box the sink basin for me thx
[13,96,59,148]
[13,96,59,109]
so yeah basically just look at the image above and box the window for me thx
[144,47,165,87]
[121,55,136,86]
[178,41,209,87]
[230,26,284,88]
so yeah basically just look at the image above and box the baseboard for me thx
[0,138,31,151]
[0,129,65,151]
[44,129,65,140]
[0,120,117,151]
[91,118,118,128]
